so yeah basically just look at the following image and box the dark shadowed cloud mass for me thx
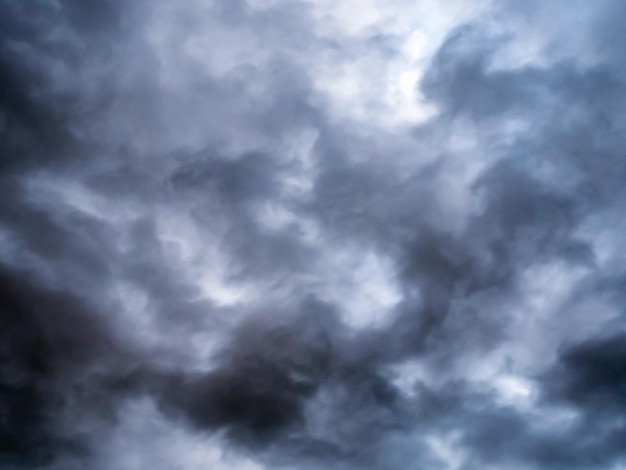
[1,0,626,468]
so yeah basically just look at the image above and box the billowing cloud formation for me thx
[2,0,626,468]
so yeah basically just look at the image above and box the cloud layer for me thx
[1,0,626,468]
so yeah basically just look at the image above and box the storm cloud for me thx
[2,0,626,468]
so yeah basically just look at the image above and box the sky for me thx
[1,0,626,469]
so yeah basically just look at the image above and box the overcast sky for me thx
[2,0,626,469]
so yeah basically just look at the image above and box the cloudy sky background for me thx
[2,0,626,468]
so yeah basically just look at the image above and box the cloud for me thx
[1,0,626,468]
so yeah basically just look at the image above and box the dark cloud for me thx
[0,0,136,173]
[150,295,410,464]
[548,333,626,411]
[154,298,337,441]
[1,0,626,468]
[0,263,139,467]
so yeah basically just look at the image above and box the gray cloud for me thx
[2,0,626,468]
